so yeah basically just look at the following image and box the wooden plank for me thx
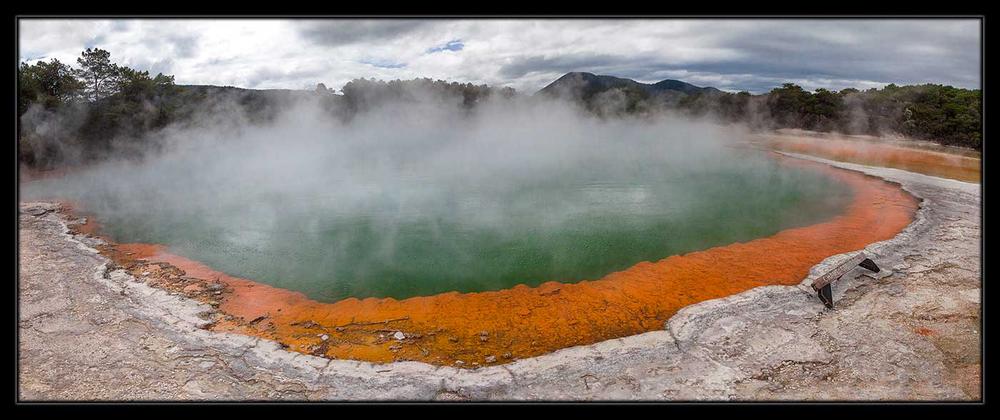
[817,283,834,308]
[812,252,868,291]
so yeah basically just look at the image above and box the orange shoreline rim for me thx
[54,153,920,368]
[762,135,981,183]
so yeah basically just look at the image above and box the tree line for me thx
[18,48,180,167]
[18,48,528,170]
[19,48,177,115]
[18,48,983,171]
[338,77,516,112]
[673,83,982,150]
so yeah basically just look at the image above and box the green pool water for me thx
[25,148,852,303]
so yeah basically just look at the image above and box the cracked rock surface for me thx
[18,156,980,400]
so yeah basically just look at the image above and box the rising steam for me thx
[22,86,849,300]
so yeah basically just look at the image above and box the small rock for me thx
[485,355,496,363]
[454,360,464,366]
[959,288,981,304]
[320,334,329,341]
[393,331,406,340]
[25,207,51,217]
[502,352,512,359]
[295,320,319,329]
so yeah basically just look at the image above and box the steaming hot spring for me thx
[22,101,917,365]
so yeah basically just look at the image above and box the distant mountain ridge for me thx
[536,72,722,98]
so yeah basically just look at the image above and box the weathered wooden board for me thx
[817,283,834,309]
[812,252,868,291]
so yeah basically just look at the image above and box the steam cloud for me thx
[23,90,749,221]
[21,87,847,300]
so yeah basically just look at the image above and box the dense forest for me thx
[673,83,982,149]
[18,48,982,170]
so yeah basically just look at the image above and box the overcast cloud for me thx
[18,18,981,94]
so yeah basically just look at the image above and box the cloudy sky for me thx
[18,18,981,94]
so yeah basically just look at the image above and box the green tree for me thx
[113,67,175,99]
[75,48,119,102]
[18,59,83,114]
[808,88,844,127]
[767,83,812,126]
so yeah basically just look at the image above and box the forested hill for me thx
[18,49,982,170]
[537,72,721,100]
[533,72,724,115]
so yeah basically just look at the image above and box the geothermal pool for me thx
[21,110,922,365]
[24,149,851,303]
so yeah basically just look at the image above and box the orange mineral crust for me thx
[109,157,917,367]
[763,135,981,183]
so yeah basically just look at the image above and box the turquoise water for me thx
[25,148,852,302]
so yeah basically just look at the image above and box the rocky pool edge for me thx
[18,153,981,400]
